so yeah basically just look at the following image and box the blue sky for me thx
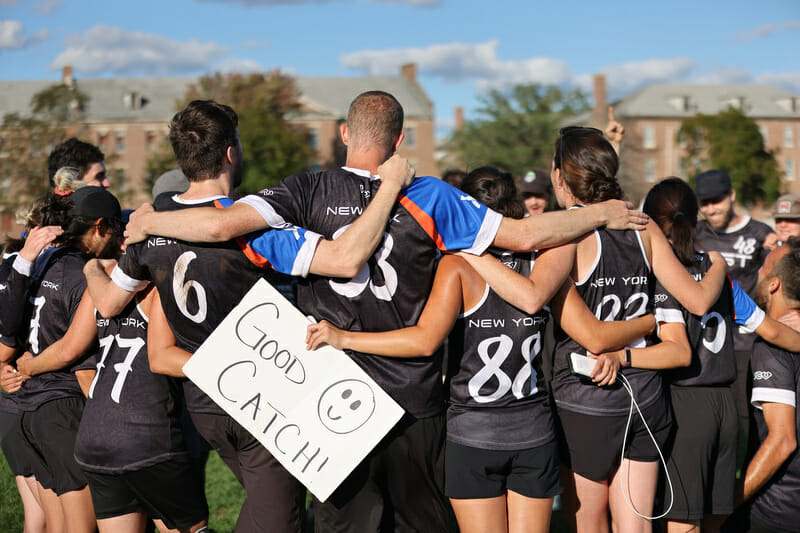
[1,0,798,136]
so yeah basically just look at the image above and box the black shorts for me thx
[557,395,672,482]
[1,414,35,477]
[445,439,562,500]
[314,414,448,533]
[19,397,87,495]
[660,386,737,520]
[83,457,208,529]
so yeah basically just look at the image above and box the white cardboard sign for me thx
[183,278,404,502]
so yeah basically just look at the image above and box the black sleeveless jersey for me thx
[114,194,319,416]
[653,253,737,387]
[446,249,554,450]
[696,217,773,352]
[553,228,662,416]
[240,169,501,417]
[14,247,90,411]
[75,293,187,473]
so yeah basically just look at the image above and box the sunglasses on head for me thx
[558,126,604,175]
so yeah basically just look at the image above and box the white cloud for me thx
[736,21,800,43]
[34,0,62,15]
[342,40,575,89]
[242,39,269,50]
[0,19,47,49]
[756,71,800,93]
[217,57,265,73]
[49,25,229,75]
[193,0,439,5]
[599,58,696,96]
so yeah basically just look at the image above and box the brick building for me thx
[0,64,435,209]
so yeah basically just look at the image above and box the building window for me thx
[0,177,10,196]
[759,125,768,144]
[645,158,657,183]
[308,127,320,150]
[115,131,126,153]
[405,126,416,148]
[787,159,795,182]
[785,126,795,148]
[146,130,159,151]
[643,125,656,149]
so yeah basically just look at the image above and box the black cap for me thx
[68,187,122,220]
[519,169,551,196]
[695,169,732,201]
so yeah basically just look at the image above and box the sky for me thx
[1,0,799,137]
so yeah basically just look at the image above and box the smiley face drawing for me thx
[317,379,376,435]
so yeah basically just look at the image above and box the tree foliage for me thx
[150,71,315,195]
[678,107,781,205]
[0,83,88,212]
[447,84,590,175]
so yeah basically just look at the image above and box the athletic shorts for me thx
[19,397,87,495]
[557,394,672,482]
[1,415,35,477]
[314,414,449,533]
[445,439,562,500]
[83,457,208,529]
[660,386,737,520]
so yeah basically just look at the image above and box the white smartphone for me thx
[568,352,596,378]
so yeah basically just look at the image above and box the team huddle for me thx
[1,91,800,533]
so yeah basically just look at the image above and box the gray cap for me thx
[152,169,189,200]
[773,194,800,219]
[695,169,732,201]
[519,169,551,196]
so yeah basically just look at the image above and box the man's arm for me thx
[146,289,191,377]
[84,259,139,318]
[492,200,649,252]
[740,402,796,503]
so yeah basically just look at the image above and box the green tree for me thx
[447,84,590,175]
[151,71,314,195]
[678,107,782,205]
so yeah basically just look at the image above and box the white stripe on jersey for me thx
[110,265,149,293]
[751,386,796,409]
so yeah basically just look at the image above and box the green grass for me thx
[1,452,25,532]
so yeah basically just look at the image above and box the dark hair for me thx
[442,169,466,188]
[346,91,404,155]
[47,138,104,188]
[553,129,622,203]
[3,193,72,253]
[169,100,239,182]
[642,178,699,266]
[772,238,800,306]
[461,166,526,219]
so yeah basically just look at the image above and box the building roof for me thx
[0,73,433,124]
[612,84,800,119]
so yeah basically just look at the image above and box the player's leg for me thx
[17,476,47,533]
[450,496,508,533]
[572,472,610,533]
[608,458,658,533]
[97,511,148,533]
[506,491,553,533]
[506,439,561,533]
[59,486,98,533]
[36,482,65,533]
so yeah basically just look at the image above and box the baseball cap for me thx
[694,169,732,201]
[772,194,800,219]
[519,169,551,196]
[152,169,189,199]
[68,187,122,220]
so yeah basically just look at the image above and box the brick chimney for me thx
[401,63,417,83]
[593,74,607,127]
[62,65,74,88]
[454,107,464,131]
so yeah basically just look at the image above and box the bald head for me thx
[346,91,404,154]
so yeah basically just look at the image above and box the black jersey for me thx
[75,293,187,473]
[696,217,773,351]
[552,228,662,416]
[446,249,554,451]
[239,168,502,417]
[0,334,19,415]
[653,252,765,387]
[14,247,89,411]
[749,339,800,531]
[113,194,320,416]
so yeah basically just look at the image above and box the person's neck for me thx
[345,148,390,176]
[767,296,795,321]
[181,175,232,199]
[726,210,744,229]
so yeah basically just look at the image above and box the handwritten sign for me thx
[183,278,404,501]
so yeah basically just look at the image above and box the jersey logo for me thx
[653,293,668,304]
[753,371,773,380]
[326,206,365,216]
[460,194,481,209]
[41,281,59,291]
